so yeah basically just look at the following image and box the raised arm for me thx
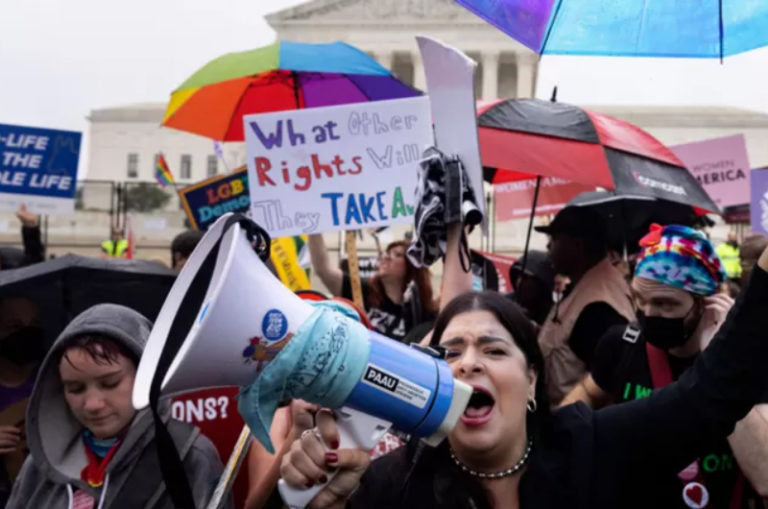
[728,404,768,498]
[308,234,344,297]
[593,247,768,486]
[438,223,473,311]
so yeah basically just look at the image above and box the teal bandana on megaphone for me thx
[238,300,370,453]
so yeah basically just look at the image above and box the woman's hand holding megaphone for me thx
[281,409,371,509]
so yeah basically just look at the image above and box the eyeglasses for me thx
[379,251,405,260]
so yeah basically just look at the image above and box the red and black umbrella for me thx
[478,99,718,213]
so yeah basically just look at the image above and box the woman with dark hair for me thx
[308,234,437,341]
[281,224,768,509]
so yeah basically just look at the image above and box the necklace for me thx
[449,439,533,480]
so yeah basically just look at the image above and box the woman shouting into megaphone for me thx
[281,222,768,509]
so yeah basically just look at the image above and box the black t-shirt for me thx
[592,324,763,509]
[568,302,628,369]
[342,274,409,341]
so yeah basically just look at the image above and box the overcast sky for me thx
[2,0,768,174]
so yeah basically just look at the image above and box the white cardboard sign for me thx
[243,97,433,237]
[417,36,486,231]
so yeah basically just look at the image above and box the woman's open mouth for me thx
[461,386,495,426]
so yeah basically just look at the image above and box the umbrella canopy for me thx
[455,0,768,58]
[0,255,176,344]
[567,190,712,253]
[477,99,719,212]
[163,40,420,141]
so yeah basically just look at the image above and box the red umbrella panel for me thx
[478,99,719,213]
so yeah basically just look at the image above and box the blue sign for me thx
[179,166,249,230]
[0,123,81,213]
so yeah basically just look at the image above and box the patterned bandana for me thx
[635,224,725,296]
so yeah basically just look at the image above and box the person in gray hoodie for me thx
[5,303,226,509]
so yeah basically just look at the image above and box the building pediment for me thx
[267,0,480,24]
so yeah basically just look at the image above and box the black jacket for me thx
[349,267,768,509]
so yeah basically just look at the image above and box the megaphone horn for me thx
[134,213,471,509]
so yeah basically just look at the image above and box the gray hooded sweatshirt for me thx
[6,303,226,509]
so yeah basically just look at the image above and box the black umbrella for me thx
[0,255,175,345]
[567,191,714,254]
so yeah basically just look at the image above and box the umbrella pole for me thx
[520,176,542,277]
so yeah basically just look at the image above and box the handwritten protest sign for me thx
[243,97,432,237]
[417,36,486,231]
[179,166,248,230]
[495,177,593,221]
[0,123,81,214]
[671,134,750,208]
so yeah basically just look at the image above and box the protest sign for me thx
[171,387,250,508]
[671,134,750,208]
[179,166,248,230]
[494,177,593,221]
[417,36,486,231]
[0,123,81,213]
[270,236,311,291]
[750,168,768,235]
[243,96,432,237]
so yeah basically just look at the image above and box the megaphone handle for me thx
[278,406,391,509]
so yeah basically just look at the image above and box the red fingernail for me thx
[330,440,339,449]
[325,452,338,464]
[319,475,328,484]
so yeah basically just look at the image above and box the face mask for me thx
[0,326,46,366]
[637,306,698,350]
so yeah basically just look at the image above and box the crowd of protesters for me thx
[1,188,768,509]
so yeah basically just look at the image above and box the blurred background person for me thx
[170,230,204,273]
[100,227,128,259]
[505,250,555,327]
[308,234,437,342]
[717,231,742,283]
[535,206,635,405]
[0,298,44,508]
[740,233,768,287]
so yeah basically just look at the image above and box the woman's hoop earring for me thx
[527,397,538,413]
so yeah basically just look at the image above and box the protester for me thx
[100,227,128,259]
[0,206,45,271]
[6,303,225,509]
[562,224,768,506]
[170,230,204,272]
[0,298,44,507]
[280,219,768,509]
[717,231,742,282]
[740,233,768,287]
[535,206,636,404]
[307,234,437,341]
[505,250,555,326]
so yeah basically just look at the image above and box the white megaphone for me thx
[133,213,472,509]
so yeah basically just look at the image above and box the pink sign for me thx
[494,177,593,222]
[671,134,750,208]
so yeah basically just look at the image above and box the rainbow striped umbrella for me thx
[162,40,420,141]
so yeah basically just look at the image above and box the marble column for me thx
[516,53,537,98]
[411,51,426,91]
[481,52,500,100]
[375,51,394,71]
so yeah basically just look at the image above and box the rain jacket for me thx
[6,303,225,509]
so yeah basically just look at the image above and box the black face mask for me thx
[637,305,699,350]
[0,326,46,366]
